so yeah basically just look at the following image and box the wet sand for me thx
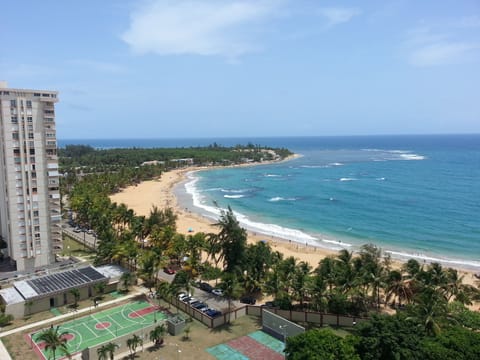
[110,166,480,296]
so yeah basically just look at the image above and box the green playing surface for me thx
[30,300,167,360]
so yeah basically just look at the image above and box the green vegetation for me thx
[60,143,480,359]
[59,143,292,169]
[35,326,70,360]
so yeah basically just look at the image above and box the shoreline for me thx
[110,164,480,290]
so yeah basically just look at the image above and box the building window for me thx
[27,116,33,122]
[34,226,40,232]
[26,100,32,108]
[33,210,39,217]
[10,100,17,107]
[12,132,19,140]
[28,133,34,139]
[11,116,18,123]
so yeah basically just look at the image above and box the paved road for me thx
[63,224,98,250]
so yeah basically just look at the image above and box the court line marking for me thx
[90,313,116,339]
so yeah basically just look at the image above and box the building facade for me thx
[0,81,62,271]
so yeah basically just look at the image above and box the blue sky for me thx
[1,0,479,139]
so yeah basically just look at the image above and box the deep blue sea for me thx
[60,135,480,269]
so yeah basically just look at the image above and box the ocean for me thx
[60,135,480,270]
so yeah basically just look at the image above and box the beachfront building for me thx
[0,81,62,271]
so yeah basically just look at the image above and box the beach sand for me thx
[110,167,480,296]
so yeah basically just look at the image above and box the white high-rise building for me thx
[0,81,62,271]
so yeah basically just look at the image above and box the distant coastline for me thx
[85,135,480,272]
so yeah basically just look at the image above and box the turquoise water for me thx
[180,135,480,269]
[60,135,480,269]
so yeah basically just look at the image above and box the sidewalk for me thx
[0,287,147,359]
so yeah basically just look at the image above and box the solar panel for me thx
[25,266,107,297]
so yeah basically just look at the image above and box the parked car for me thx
[190,300,201,307]
[200,282,213,293]
[73,227,82,233]
[192,302,208,310]
[181,296,192,303]
[205,309,222,318]
[240,296,256,305]
[163,267,176,275]
[262,301,276,308]
[187,297,198,305]
[212,288,223,296]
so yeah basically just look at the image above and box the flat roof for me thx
[95,264,127,279]
[13,266,107,300]
[0,287,24,305]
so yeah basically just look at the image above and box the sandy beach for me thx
[110,166,480,292]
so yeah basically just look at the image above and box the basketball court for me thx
[29,300,167,360]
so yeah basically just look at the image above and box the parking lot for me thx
[157,270,243,312]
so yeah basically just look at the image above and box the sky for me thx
[1,0,480,139]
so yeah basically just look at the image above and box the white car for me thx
[212,288,223,296]
[187,297,198,304]
[178,293,188,301]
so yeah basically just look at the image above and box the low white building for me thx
[0,264,127,318]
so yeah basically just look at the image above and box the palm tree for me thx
[157,281,177,308]
[291,261,312,308]
[127,334,143,358]
[149,324,166,346]
[94,282,106,299]
[220,273,242,323]
[214,207,247,274]
[385,270,414,307]
[69,288,80,309]
[120,272,134,293]
[36,326,70,360]
[25,300,34,316]
[97,342,119,360]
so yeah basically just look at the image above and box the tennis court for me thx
[207,330,285,360]
[30,300,167,360]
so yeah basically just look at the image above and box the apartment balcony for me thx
[50,214,62,222]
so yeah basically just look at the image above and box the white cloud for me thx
[121,0,282,58]
[409,42,480,67]
[405,23,480,67]
[317,7,361,27]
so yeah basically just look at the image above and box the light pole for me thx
[279,325,288,359]
[176,343,181,360]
